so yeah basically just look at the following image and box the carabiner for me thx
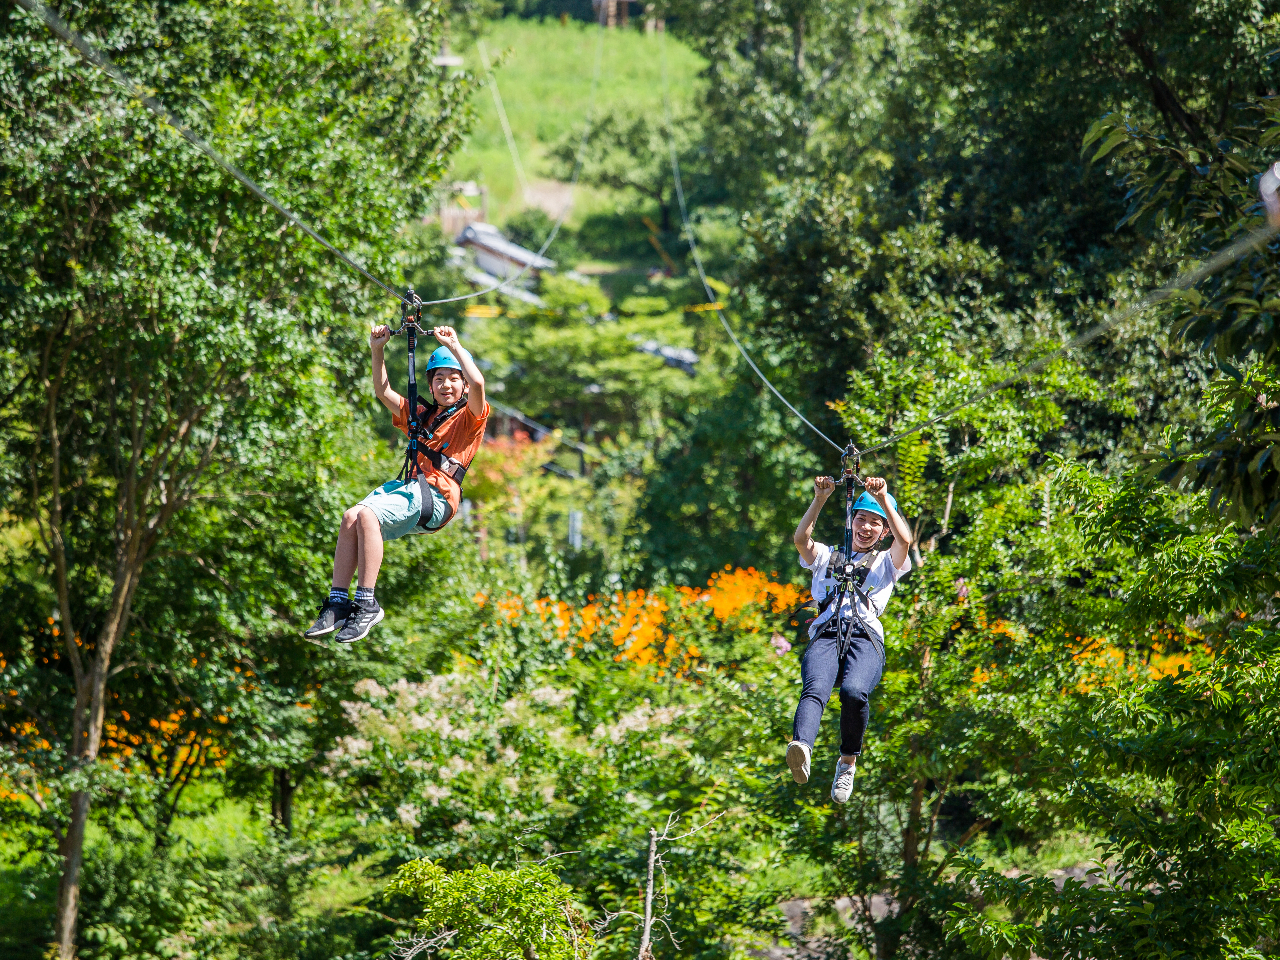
[840,442,864,487]
[391,287,426,336]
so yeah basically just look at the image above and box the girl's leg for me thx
[793,632,840,748]
[838,636,884,760]
[355,506,384,589]
[332,506,363,590]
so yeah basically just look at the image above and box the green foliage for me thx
[951,629,1280,959]
[389,860,593,960]
[1082,90,1280,525]
[949,465,1280,959]
[77,841,220,960]
[661,0,904,199]
[637,377,825,583]
[895,0,1278,263]
[473,273,718,439]
[548,102,705,235]
[1157,365,1280,529]
[450,18,704,221]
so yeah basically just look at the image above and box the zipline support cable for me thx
[657,33,844,456]
[18,0,606,309]
[478,39,532,200]
[657,21,1280,465]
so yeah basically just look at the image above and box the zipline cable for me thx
[658,23,1280,463]
[477,39,532,201]
[658,35,845,456]
[402,24,605,307]
[16,0,605,309]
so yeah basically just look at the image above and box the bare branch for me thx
[659,809,727,842]
[391,930,458,960]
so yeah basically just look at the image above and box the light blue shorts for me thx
[357,479,448,541]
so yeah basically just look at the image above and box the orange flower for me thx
[496,596,524,622]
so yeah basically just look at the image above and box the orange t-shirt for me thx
[392,397,489,519]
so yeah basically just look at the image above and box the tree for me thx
[0,0,474,953]
[1083,95,1280,527]
[547,104,705,234]
[389,861,594,960]
[949,467,1280,959]
[659,0,905,200]
[884,0,1279,266]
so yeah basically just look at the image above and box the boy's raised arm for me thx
[432,325,486,416]
[794,475,835,567]
[370,324,404,415]
[864,476,913,569]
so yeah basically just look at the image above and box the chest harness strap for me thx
[398,399,470,485]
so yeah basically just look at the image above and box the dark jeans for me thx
[793,625,884,757]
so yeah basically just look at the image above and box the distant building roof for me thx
[456,222,555,272]
[636,339,699,376]
[463,267,545,307]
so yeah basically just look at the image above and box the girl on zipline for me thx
[304,323,488,644]
[787,474,912,802]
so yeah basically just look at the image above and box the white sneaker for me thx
[831,757,857,803]
[785,741,811,784]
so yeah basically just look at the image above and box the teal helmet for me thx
[426,346,471,378]
[852,490,898,522]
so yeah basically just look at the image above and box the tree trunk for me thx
[1119,29,1208,146]
[891,643,934,958]
[272,769,295,835]
[53,619,132,956]
[47,457,145,958]
[54,791,90,959]
[793,16,805,72]
[940,481,955,536]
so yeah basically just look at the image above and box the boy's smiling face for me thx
[430,368,466,406]
[851,509,887,551]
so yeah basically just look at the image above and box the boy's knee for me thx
[343,505,370,527]
[840,683,872,706]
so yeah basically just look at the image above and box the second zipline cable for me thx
[17,0,605,309]
[657,25,1280,462]
[657,35,845,456]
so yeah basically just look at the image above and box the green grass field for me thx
[453,18,705,228]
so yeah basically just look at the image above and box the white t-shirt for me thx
[801,542,911,643]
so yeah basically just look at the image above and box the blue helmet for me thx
[852,490,898,522]
[425,346,471,377]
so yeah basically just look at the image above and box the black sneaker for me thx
[304,598,352,639]
[336,597,384,644]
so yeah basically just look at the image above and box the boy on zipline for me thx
[786,474,912,802]
[304,323,488,644]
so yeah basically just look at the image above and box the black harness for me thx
[390,289,474,531]
[792,445,885,662]
[398,398,470,487]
